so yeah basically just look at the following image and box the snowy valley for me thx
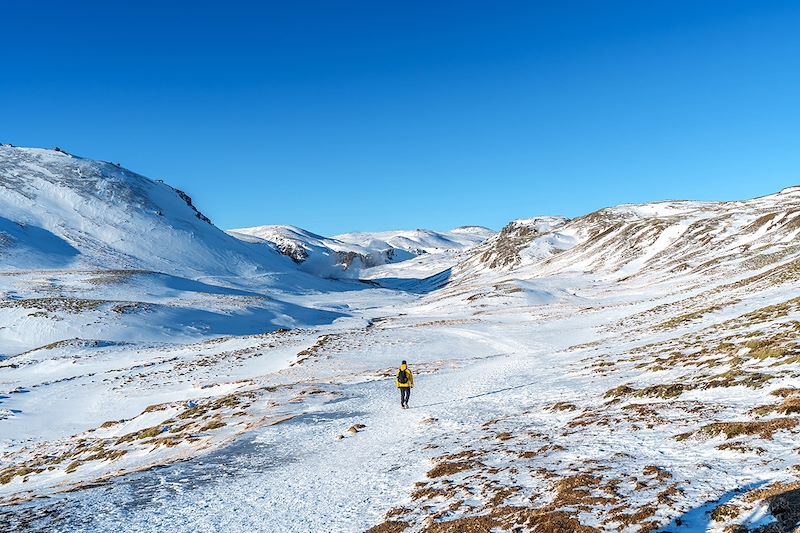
[2,146,800,532]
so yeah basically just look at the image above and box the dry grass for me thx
[200,420,226,432]
[716,442,765,454]
[751,397,800,417]
[604,385,636,399]
[423,515,498,533]
[365,520,410,533]
[635,383,686,399]
[642,465,672,482]
[655,304,725,331]
[427,460,480,479]
[744,481,800,503]
[115,425,164,444]
[694,418,798,440]
[710,504,739,522]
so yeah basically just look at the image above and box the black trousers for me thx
[400,387,411,406]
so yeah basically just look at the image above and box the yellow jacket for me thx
[396,364,413,388]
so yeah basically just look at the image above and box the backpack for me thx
[397,369,408,384]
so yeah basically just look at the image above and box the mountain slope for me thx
[0,147,352,354]
[0,146,294,278]
[425,189,800,312]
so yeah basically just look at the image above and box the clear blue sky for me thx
[2,1,799,235]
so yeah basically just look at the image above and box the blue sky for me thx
[2,1,799,234]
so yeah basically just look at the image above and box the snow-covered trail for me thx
[1,322,579,532]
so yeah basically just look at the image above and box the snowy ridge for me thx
[229,224,494,279]
[0,146,302,278]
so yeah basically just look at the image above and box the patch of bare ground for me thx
[607,505,658,531]
[549,401,577,411]
[710,504,740,522]
[85,269,150,285]
[410,484,458,502]
[771,387,800,398]
[678,418,798,441]
[494,509,601,532]
[750,396,800,416]
[365,521,410,533]
[716,442,766,454]
[427,460,483,479]
[654,303,728,331]
[293,334,337,365]
[744,481,800,504]
[422,515,499,533]
[657,484,684,505]
[0,297,108,313]
[642,465,672,482]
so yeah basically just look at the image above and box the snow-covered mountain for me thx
[0,147,349,353]
[0,146,295,278]
[228,224,494,278]
[4,146,800,533]
[425,190,800,310]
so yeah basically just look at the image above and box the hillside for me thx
[2,153,800,533]
[0,146,295,277]
[0,147,352,353]
[229,224,495,279]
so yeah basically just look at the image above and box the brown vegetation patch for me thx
[701,370,773,389]
[771,387,800,398]
[200,420,226,432]
[293,334,336,365]
[115,425,165,444]
[84,449,127,462]
[410,484,458,502]
[744,481,800,504]
[365,520,410,533]
[635,383,687,399]
[427,460,481,479]
[423,515,499,533]
[657,484,683,505]
[605,385,636,399]
[608,505,657,529]
[655,304,726,331]
[0,465,45,485]
[717,442,766,454]
[142,402,172,413]
[751,397,800,417]
[495,508,600,533]
[746,484,800,533]
[642,465,672,482]
[710,504,739,522]
[693,418,798,440]
[549,402,578,411]
[489,487,519,506]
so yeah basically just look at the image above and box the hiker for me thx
[396,360,414,409]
